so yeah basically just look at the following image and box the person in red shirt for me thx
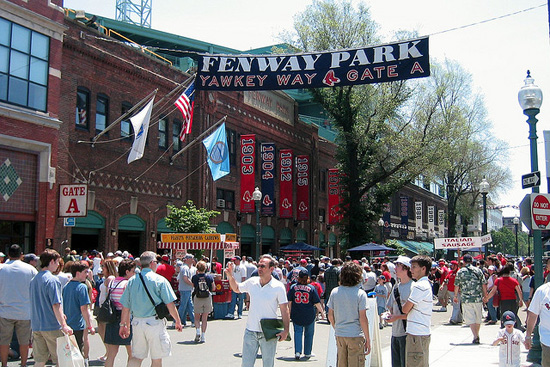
[436,260,450,312]
[497,253,507,267]
[211,256,222,275]
[446,260,462,324]
[485,264,524,330]
[156,255,175,281]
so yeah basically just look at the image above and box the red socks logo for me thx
[323,70,341,86]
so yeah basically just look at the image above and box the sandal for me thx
[98,355,107,362]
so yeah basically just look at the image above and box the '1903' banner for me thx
[240,135,255,213]
[328,169,341,225]
[279,149,293,218]
[296,155,309,221]
[196,37,429,91]
[261,143,275,216]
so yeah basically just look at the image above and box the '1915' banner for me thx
[279,149,293,218]
[196,37,429,91]
[296,155,309,221]
[240,135,255,213]
[328,169,341,225]
[261,143,275,216]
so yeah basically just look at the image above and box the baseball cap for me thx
[502,311,516,325]
[395,256,411,268]
[176,260,183,267]
[378,275,386,281]
[438,259,445,264]
[450,260,459,265]
[463,254,473,263]
[298,269,309,278]
[232,256,241,261]
[161,255,170,262]
[107,252,114,257]
[488,265,497,271]
[115,250,123,256]
[23,253,39,263]
[184,254,194,259]
[0,252,5,257]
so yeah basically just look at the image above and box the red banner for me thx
[296,155,309,221]
[240,134,256,213]
[279,149,293,218]
[328,169,342,225]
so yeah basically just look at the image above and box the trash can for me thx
[213,279,232,319]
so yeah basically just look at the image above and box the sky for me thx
[63,0,550,219]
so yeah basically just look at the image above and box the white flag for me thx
[127,97,155,164]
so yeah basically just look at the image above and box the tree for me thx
[165,200,220,233]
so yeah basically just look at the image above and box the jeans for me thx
[178,290,194,326]
[293,322,315,356]
[229,291,244,317]
[487,296,497,321]
[448,291,463,323]
[391,335,407,367]
[242,329,277,367]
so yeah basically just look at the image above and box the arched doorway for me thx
[261,226,275,254]
[279,227,292,247]
[118,215,145,256]
[240,224,254,258]
[72,211,105,252]
[296,228,307,243]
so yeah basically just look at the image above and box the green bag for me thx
[260,319,291,341]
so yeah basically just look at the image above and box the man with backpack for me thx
[191,261,215,343]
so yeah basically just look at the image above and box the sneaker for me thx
[439,307,447,312]
[84,359,89,367]
[379,324,384,329]
[295,353,301,360]
[472,337,480,344]
[225,313,234,319]
[200,334,205,343]
[304,353,314,359]
[194,334,201,343]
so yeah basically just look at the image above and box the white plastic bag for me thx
[56,334,85,367]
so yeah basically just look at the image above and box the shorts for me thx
[0,317,31,345]
[523,291,530,302]
[32,329,64,364]
[462,302,483,325]
[105,321,132,346]
[193,296,213,314]
[377,306,386,316]
[131,317,171,360]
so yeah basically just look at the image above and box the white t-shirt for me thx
[496,328,524,367]
[528,282,550,346]
[386,261,396,280]
[93,257,101,275]
[233,263,246,282]
[406,276,432,336]
[238,276,287,332]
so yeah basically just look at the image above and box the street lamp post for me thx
[378,218,384,244]
[513,216,520,258]
[479,177,490,258]
[252,186,262,260]
[519,71,543,363]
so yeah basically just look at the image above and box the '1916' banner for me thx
[328,169,341,225]
[279,149,293,218]
[296,155,309,221]
[240,135,255,213]
[261,143,275,216]
[196,37,430,91]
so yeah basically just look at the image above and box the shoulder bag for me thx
[96,280,122,324]
[139,272,170,319]
[393,285,407,331]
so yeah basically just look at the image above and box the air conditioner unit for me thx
[75,10,87,19]
[216,199,225,208]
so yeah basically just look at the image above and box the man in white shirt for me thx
[525,280,550,365]
[227,256,246,319]
[225,255,289,367]
[363,265,377,293]
[401,255,432,367]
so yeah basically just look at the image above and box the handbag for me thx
[492,277,501,307]
[96,280,122,324]
[139,272,170,319]
[260,319,291,341]
[56,334,85,367]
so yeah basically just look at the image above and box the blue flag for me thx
[203,122,230,181]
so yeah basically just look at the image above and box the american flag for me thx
[175,81,195,142]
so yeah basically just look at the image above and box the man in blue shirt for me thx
[30,249,73,367]
[119,251,182,367]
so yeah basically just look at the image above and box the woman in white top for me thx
[97,259,117,362]
[521,267,532,308]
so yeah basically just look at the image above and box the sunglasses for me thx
[257,264,269,269]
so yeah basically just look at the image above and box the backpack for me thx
[196,275,210,298]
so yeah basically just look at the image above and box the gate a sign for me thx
[59,184,88,217]
[531,193,550,230]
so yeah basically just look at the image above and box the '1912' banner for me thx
[240,135,256,213]
[279,149,293,218]
[328,169,341,225]
[261,143,275,216]
[196,37,429,91]
[296,155,309,221]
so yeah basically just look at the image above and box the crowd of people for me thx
[0,245,547,367]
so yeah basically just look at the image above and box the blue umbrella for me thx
[347,243,395,252]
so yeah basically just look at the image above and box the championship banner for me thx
[415,201,423,232]
[438,210,445,237]
[427,206,435,234]
[279,149,293,218]
[240,134,256,213]
[434,234,492,250]
[260,143,276,216]
[382,203,391,236]
[296,155,310,221]
[328,169,341,225]
[196,37,430,91]
[400,196,409,237]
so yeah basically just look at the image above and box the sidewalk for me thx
[381,321,534,367]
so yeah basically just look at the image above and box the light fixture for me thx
[111,229,116,236]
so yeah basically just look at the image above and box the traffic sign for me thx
[520,194,532,231]
[522,171,541,189]
[531,193,550,229]
[64,217,75,227]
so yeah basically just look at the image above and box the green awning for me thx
[262,226,275,245]
[157,218,171,233]
[328,232,337,246]
[279,228,292,244]
[216,221,235,234]
[75,210,105,229]
[118,215,145,231]
[319,232,326,247]
[296,229,307,242]
[241,224,255,242]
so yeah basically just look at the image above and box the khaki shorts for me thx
[193,296,213,314]
[131,317,171,360]
[335,336,366,367]
[406,334,430,367]
[542,342,550,367]
[462,302,483,325]
[33,330,64,364]
[0,317,31,345]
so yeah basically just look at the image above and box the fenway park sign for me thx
[196,37,429,91]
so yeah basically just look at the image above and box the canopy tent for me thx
[280,242,323,251]
[158,233,239,250]
[348,243,395,252]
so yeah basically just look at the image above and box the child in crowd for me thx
[375,275,388,329]
[492,311,524,367]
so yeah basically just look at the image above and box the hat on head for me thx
[488,265,497,271]
[395,256,411,268]
[23,253,39,263]
[232,256,241,261]
[300,259,307,264]
[438,259,445,264]
[115,250,122,256]
[379,275,386,281]
[184,254,194,259]
[107,252,114,257]
[0,252,5,257]
[502,311,516,325]
[298,269,309,278]
[176,260,183,267]
[463,254,473,263]
[161,255,170,262]
[450,260,458,265]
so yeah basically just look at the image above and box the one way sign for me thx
[522,171,541,189]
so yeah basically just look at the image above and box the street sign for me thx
[63,217,75,227]
[522,171,541,189]
[531,193,550,229]
[58,184,88,217]
[520,194,532,231]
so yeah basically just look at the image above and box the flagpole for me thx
[170,115,227,164]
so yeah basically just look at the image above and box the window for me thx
[319,168,327,192]
[95,94,109,132]
[319,208,326,223]
[173,120,182,151]
[121,102,133,139]
[158,116,168,149]
[0,18,49,111]
[216,189,235,210]
[75,87,89,129]
[227,128,237,166]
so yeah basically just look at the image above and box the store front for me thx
[118,214,145,256]
[72,211,105,253]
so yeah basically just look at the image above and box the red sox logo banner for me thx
[261,143,276,216]
[296,155,310,221]
[328,169,342,225]
[279,149,293,219]
[240,134,256,213]
[196,37,429,91]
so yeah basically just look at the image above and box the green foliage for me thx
[490,227,529,256]
[165,201,220,233]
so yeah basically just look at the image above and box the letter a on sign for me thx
[59,184,88,218]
